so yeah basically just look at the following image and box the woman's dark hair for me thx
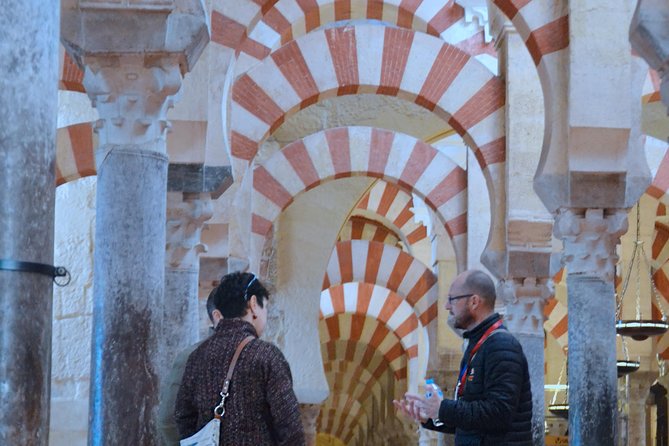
[212,272,269,319]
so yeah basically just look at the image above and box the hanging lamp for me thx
[615,202,669,341]
[548,349,569,419]
[616,334,640,377]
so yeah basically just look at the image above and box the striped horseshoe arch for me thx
[322,353,396,401]
[322,240,438,326]
[216,0,495,72]
[319,392,369,443]
[339,215,404,249]
[230,25,504,172]
[350,180,430,255]
[324,361,383,406]
[250,126,467,269]
[320,284,420,360]
[491,1,569,68]
[320,317,409,381]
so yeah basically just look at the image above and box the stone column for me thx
[83,56,182,445]
[299,403,321,446]
[61,3,208,444]
[499,276,553,446]
[627,372,655,446]
[0,1,59,444]
[164,192,212,369]
[554,208,628,446]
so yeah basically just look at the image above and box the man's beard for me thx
[452,308,475,330]
[447,313,466,337]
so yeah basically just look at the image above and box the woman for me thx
[175,272,305,445]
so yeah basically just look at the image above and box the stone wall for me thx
[50,177,96,446]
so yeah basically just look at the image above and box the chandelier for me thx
[615,202,669,340]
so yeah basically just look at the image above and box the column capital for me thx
[61,0,209,75]
[499,277,553,337]
[83,56,183,148]
[553,208,628,282]
[166,192,213,269]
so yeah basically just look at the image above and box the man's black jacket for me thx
[424,313,533,446]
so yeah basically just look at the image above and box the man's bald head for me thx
[457,269,496,310]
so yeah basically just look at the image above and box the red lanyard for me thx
[457,320,503,397]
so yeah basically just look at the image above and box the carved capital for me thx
[553,208,628,282]
[499,277,553,337]
[166,192,213,269]
[83,55,183,148]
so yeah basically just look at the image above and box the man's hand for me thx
[404,391,441,421]
[392,397,426,423]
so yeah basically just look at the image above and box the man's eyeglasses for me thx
[447,293,474,304]
[243,275,258,301]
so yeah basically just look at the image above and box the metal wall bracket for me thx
[0,259,71,286]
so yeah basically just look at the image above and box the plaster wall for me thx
[57,91,97,129]
[271,177,375,403]
[50,177,96,446]
[504,31,548,220]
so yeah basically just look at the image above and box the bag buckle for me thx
[213,392,228,418]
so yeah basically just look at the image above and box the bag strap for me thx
[213,335,255,418]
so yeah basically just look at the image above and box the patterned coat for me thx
[175,319,305,446]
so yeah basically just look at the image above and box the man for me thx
[394,269,532,446]
[157,292,223,445]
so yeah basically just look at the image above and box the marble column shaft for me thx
[86,58,182,446]
[555,208,627,446]
[299,403,321,446]
[500,277,552,446]
[163,193,213,370]
[0,1,59,444]
[626,372,655,446]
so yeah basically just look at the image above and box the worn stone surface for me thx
[299,403,321,446]
[499,276,551,446]
[90,148,168,445]
[163,268,199,371]
[0,1,59,444]
[165,192,212,269]
[515,333,546,446]
[567,275,617,446]
[167,163,232,197]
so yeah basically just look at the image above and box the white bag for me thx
[180,336,254,446]
[179,418,220,446]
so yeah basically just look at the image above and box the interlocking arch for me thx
[230,25,504,173]
[251,126,467,269]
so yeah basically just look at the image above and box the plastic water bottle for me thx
[425,378,444,399]
[425,378,444,426]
